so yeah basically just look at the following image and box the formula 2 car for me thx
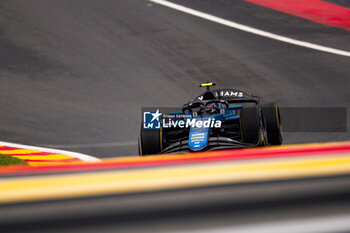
[139,81,282,155]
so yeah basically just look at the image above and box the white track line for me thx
[149,0,350,57]
[0,141,100,162]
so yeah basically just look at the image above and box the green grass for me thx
[0,154,27,166]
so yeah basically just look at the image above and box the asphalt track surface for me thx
[0,0,349,158]
[0,1,350,231]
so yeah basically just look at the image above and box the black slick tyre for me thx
[139,126,162,156]
[260,102,282,145]
[240,104,260,144]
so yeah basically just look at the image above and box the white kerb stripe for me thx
[0,141,100,162]
[149,0,350,57]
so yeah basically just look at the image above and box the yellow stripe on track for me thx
[1,154,350,204]
[12,154,73,160]
[0,149,40,155]
[25,162,78,166]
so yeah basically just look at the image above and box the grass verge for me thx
[0,154,27,166]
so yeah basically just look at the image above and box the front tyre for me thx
[139,126,162,156]
[240,104,260,145]
[260,102,282,145]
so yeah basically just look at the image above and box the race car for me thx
[139,81,282,155]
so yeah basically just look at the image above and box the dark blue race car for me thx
[139,82,282,155]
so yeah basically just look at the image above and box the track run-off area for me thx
[0,141,100,166]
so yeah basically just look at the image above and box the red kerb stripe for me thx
[244,0,350,30]
[0,146,19,151]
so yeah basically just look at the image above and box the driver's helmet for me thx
[202,102,220,114]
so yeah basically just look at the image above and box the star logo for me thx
[143,109,162,129]
[151,109,162,122]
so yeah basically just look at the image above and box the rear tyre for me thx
[139,125,162,156]
[240,104,260,144]
[260,102,282,145]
